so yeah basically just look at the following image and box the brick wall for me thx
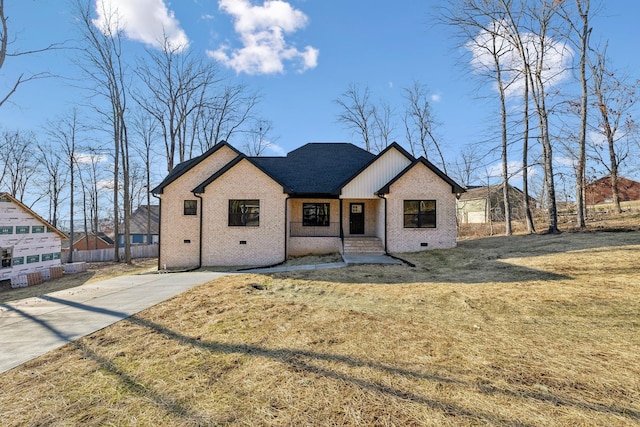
[586,177,640,205]
[384,163,458,253]
[158,145,239,269]
[200,159,287,267]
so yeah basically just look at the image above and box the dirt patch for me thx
[0,258,157,304]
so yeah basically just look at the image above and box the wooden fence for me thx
[64,244,158,263]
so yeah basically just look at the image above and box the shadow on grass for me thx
[0,271,98,305]
[268,231,640,285]
[14,295,640,426]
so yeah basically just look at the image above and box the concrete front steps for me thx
[343,237,385,255]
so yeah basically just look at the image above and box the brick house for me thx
[63,232,115,252]
[151,141,464,269]
[585,176,640,205]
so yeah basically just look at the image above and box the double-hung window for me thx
[184,200,197,216]
[303,203,330,227]
[229,200,260,226]
[404,200,436,228]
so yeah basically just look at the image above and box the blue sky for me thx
[3,0,640,190]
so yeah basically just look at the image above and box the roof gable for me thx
[129,205,160,234]
[340,142,415,197]
[0,193,66,239]
[151,141,242,194]
[377,157,465,195]
[193,155,290,194]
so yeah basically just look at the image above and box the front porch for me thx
[287,198,386,256]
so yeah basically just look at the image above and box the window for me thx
[404,200,436,228]
[1,248,12,268]
[16,226,29,234]
[229,200,260,226]
[303,203,330,226]
[32,225,44,233]
[184,200,197,216]
[0,226,13,235]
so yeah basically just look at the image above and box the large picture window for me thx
[184,200,197,216]
[303,203,330,226]
[229,200,260,226]
[404,200,436,228]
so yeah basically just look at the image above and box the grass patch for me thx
[1,232,639,425]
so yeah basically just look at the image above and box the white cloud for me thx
[467,20,573,98]
[431,93,441,103]
[485,160,535,181]
[207,0,319,75]
[75,152,108,165]
[93,0,189,51]
[265,142,285,156]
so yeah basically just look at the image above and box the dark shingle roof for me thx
[129,205,159,234]
[250,143,375,196]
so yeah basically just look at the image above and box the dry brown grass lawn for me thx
[1,231,639,426]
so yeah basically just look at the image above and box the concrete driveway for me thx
[0,271,228,374]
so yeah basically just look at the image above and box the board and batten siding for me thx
[0,196,63,282]
[341,147,412,199]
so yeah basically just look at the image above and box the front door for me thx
[349,203,365,234]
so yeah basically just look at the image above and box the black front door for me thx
[349,203,365,234]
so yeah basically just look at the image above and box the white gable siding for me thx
[341,148,412,199]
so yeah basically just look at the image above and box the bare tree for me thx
[403,80,448,174]
[0,0,62,108]
[36,143,69,228]
[590,46,638,214]
[197,83,260,152]
[335,83,375,152]
[241,118,276,156]
[372,100,395,153]
[0,130,38,202]
[451,144,485,189]
[556,0,596,228]
[74,0,132,263]
[131,111,157,244]
[46,110,83,263]
[133,36,224,171]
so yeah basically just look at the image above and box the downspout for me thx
[151,193,161,271]
[283,195,289,262]
[194,192,204,270]
[377,193,388,253]
[339,198,344,251]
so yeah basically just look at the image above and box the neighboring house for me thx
[585,176,640,205]
[151,141,465,269]
[0,193,66,282]
[117,204,159,247]
[62,232,115,252]
[457,184,536,224]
